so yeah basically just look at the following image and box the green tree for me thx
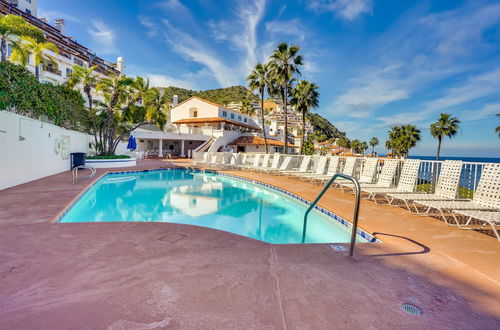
[369,137,379,155]
[290,80,320,154]
[239,99,255,116]
[268,42,303,154]
[337,136,350,148]
[350,139,361,154]
[496,114,500,138]
[430,113,460,160]
[0,14,44,62]
[10,36,59,79]
[67,65,99,146]
[247,63,270,152]
[302,136,315,155]
[360,141,368,155]
[386,125,421,158]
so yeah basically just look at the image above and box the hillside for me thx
[307,112,346,140]
[160,86,258,105]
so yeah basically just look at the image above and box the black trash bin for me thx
[70,152,86,169]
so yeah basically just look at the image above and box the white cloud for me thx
[265,19,306,43]
[37,9,82,23]
[459,103,500,122]
[88,20,117,55]
[147,74,197,90]
[307,0,373,21]
[138,15,159,37]
[161,19,239,86]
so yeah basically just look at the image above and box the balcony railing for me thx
[44,66,62,76]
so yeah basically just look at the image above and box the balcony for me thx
[73,58,84,66]
[44,66,62,76]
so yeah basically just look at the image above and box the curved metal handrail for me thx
[302,173,361,257]
[72,165,96,183]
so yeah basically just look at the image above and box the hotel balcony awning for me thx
[172,117,261,131]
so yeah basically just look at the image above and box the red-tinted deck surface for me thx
[0,159,499,329]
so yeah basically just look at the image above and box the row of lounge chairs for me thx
[194,152,500,241]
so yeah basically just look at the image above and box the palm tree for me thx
[247,63,270,153]
[268,42,303,154]
[96,74,134,154]
[369,137,379,155]
[67,64,99,148]
[430,113,460,160]
[360,141,368,155]
[386,125,421,158]
[239,99,256,116]
[290,80,319,154]
[496,114,500,138]
[10,36,59,79]
[0,14,44,61]
[129,76,150,105]
[350,139,360,154]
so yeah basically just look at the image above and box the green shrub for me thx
[0,61,88,131]
[86,155,131,159]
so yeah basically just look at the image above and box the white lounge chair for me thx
[290,156,328,179]
[264,156,292,173]
[279,155,312,176]
[240,154,262,170]
[360,159,421,202]
[417,163,500,221]
[301,156,340,183]
[451,210,500,241]
[357,159,400,189]
[258,154,281,172]
[386,160,463,212]
[339,158,379,192]
[248,154,270,171]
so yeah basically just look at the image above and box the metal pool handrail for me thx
[302,173,361,257]
[72,165,96,183]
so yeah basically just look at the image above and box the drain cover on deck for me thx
[401,304,422,315]
[330,245,346,251]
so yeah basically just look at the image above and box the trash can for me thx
[70,152,86,169]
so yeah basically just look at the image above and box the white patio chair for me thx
[248,153,271,171]
[279,155,312,176]
[361,159,421,202]
[259,154,281,172]
[386,160,463,212]
[451,210,500,241]
[339,158,379,192]
[417,163,500,221]
[290,156,328,179]
[267,156,293,174]
[301,156,340,183]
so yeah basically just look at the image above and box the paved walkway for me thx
[0,159,499,329]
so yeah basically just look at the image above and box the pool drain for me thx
[330,245,346,251]
[401,304,422,315]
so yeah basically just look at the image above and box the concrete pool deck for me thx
[0,159,499,329]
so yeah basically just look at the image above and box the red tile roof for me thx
[228,136,298,148]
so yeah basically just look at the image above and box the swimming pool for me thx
[60,169,376,244]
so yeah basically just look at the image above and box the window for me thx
[230,113,235,119]
[26,9,31,15]
[26,0,32,3]
[66,68,73,76]
[244,118,247,123]
[193,110,198,117]
[222,111,227,117]
[189,107,198,117]
[238,115,241,121]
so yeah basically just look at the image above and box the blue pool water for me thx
[60,169,371,244]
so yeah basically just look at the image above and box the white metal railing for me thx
[199,152,494,199]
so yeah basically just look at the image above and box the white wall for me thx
[0,112,90,190]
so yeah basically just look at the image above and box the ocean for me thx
[407,156,500,163]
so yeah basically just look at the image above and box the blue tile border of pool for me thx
[56,167,380,244]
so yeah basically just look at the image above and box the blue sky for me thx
[38,0,500,157]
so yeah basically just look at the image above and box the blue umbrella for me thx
[127,135,137,151]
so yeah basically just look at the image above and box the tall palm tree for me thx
[0,14,44,61]
[290,80,319,154]
[496,114,500,138]
[247,63,270,153]
[369,137,379,155]
[430,113,460,160]
[268,42,303,154]
[67,64,99,147]
[360,141,368,155]
[96,74,134,154]
[10,36,59,79]
[129,76,150,105]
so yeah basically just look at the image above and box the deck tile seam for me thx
[270,245,289,330]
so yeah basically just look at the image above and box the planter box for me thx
[85,158,136,168]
